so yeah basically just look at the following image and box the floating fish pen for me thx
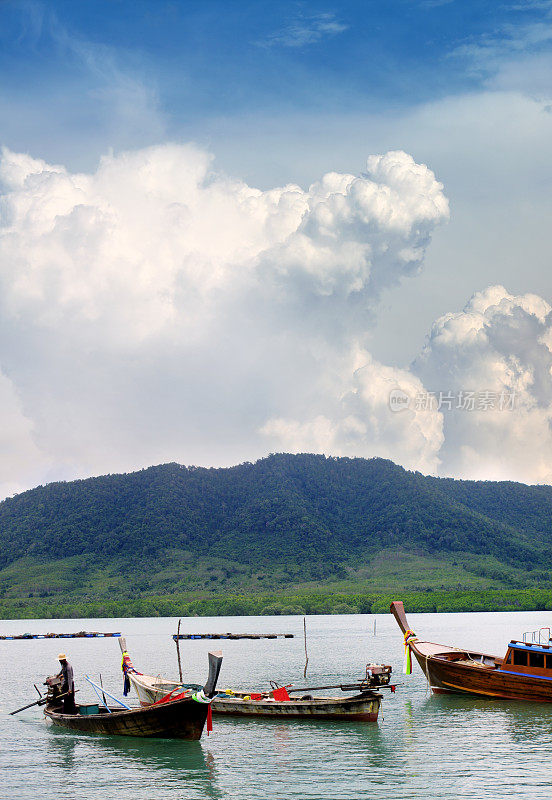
[0,631,122,641]
[172,633,294,641]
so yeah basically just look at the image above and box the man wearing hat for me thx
[57,653,76,713]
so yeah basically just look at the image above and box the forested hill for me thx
[1,453,552,617]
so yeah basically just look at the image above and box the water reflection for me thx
[203,750,222,799]
[422,690,552,727]
[427,692,552,747]
[413,691,552,783]
[46,727,223,798]
[8,612,552,800]
[46,731,78,771]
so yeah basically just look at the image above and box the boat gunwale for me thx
[213,690,382,707]
[43,692,199,722]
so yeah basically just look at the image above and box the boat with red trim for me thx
[121,641,393,722]
[42,651,222,739]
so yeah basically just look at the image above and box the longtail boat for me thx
[41,651,222,739]
[121,641,393,722]
[391,600,552,702]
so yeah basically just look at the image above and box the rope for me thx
[403,629,417,675]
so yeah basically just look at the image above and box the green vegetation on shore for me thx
[0,453,551,619]
[2,588,552,620]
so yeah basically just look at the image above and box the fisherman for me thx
[56,653,76,713]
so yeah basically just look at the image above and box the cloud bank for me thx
[0,144,449,496]
[413,285,552,483]
[0,142,550,495]
[261,351,445,474]
[267,284,552,485]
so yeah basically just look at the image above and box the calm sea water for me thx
[2,611,552,799]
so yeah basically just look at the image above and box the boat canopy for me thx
[509,641,552,655]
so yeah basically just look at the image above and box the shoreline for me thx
[1,588,551,619]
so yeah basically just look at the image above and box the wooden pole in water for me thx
[99,673,107,707]
[176,618,183,683]
[303,616,309,679]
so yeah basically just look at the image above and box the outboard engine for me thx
[44,674,63,705]
[339,663,394,693]
[363,663,393,688]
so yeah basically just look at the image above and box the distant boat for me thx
[391,600,552,702]
[43,651,222,739]
[122,643,393,722]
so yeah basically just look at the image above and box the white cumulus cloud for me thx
[0,144,448,496]
[264,284,552,485]
[412,285,552,483]
[261,351,445,474]
[2,142,551,491]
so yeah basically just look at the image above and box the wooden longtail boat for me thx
[209,690,382,721]
[43,651,223,739]
[128,672,384,721]
[391,600,552,702]
[122,645,391,722]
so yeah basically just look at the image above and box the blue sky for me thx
[1,0,552,493]
[2,0,551,159]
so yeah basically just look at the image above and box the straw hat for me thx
[58,653,67,661]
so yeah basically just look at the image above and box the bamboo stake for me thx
[99,673,107,707]
[303,616,309,679]
[176,618,183,683]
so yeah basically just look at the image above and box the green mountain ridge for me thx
[0,453,551,618]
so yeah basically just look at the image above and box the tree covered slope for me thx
[1,452,551,567]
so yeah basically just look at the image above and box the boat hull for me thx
[415,653,552,702]
[211,692,382,721]
[44,698,209,739]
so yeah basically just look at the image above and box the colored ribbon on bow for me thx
[403,629,417,675]
[120,651,142,696]
[192,689,214,736]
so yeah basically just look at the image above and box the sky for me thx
[1,0,552,496]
